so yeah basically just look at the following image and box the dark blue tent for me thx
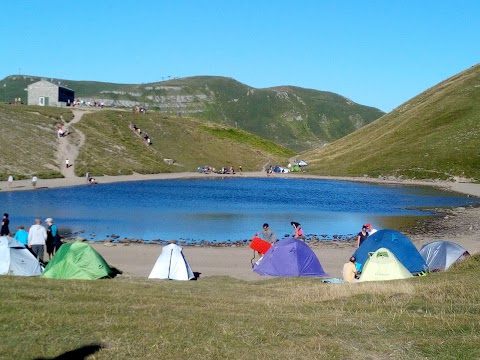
[353,229,427,274]
[253,238,328,277]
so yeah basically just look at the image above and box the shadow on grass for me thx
[109,266,123,278]
[33,343,103,360]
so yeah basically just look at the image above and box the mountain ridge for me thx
[0,74,384,152]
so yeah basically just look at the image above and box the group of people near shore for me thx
[254,220,378,283]
[198,165,242,174]
[343,223,379,282]
[5,176,38,189]
[1,213,62,263]
[255,221,306,244]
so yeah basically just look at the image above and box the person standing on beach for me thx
[7,175,13,188]
[45,218,61,259]
[365,223,377,235]
[256,223,277,244]
[1,213,10,236]
[14,226,29,247]
[356,225,369,248]
[28,219,47,262]
[32,176,38,189]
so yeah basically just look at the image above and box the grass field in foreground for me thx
[1,254,479,360]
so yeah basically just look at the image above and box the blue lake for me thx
[0,178,478,243]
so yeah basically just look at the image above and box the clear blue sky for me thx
[1,1,478,112]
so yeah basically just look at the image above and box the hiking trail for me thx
[57,109,89,178]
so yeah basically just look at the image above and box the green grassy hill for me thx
[72,110,294,177]
[0,104,294,180]
[0,75,384,152]
[0,104,73,180]
[300,64,480,181]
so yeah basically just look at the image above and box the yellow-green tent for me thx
[359,247,413,282]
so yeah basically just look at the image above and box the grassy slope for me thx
[0,104,73,180]
[0,105,293,179]
[0,75,384,152]
[1,254,479,359]
[300,64,480,180]
[73,110,294,177]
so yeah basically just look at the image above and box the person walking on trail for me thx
[65,158,70,168]
[28,219,47,262]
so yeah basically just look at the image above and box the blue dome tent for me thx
[353,229,427,274]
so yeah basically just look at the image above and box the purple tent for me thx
[253,238,328,277]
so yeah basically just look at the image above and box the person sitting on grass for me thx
[342,256,358,283]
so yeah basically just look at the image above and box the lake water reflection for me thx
[0,178,478,243]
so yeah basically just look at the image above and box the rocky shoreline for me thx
[59,204,480,253]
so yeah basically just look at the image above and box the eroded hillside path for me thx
[57,109,89,178]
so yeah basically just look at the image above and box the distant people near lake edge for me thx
[256,223,278,244]
[32,176,38,189]
[366,223,377,235]
[356,225,369,248]
[14,225,29,246]
[8,175,13,188]
[28,219,47,263]
[342,256,358,283]
[1,213,10,236]
[291,221,305,240]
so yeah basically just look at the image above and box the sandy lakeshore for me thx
[1,172,479,281]
[88,204,480,282]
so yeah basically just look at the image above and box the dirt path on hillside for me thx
[57,109,89,178]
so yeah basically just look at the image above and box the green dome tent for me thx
[42,242,113,280]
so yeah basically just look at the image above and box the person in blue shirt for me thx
[14,225,29,246]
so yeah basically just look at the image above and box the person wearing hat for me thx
[365,223,377,235]
[342,256,358,283]
[45,218,61,259]
[256,223,277,244]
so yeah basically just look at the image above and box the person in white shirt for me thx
[366,223,377,235]
[28,218,47,262]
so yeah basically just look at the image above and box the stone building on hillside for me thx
[27,79,75,107]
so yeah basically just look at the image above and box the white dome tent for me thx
[0,236,43,276]
[148,243,195,281]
